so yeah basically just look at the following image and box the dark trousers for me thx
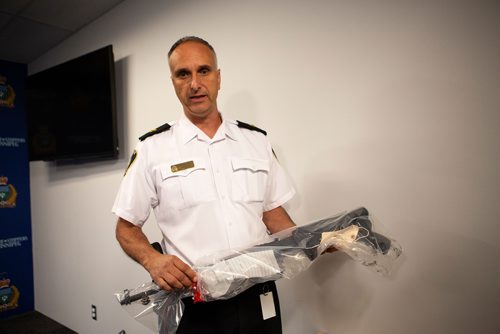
[176,281,282,334]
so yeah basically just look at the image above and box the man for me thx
[113,36,296,333]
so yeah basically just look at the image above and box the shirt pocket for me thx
[159,158,215,209]
[230,157,270,202]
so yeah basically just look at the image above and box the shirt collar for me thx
[224,119,239,141]
[178,115,199,144]
[177,113,239,144]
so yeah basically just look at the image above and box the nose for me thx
[190,74,200,91]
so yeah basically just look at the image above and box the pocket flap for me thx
[231,158,270,173]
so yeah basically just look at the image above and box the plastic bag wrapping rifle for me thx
[115,207,403,333]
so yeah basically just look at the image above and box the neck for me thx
[186,110,222,138]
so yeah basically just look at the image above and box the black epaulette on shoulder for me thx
[139,122,171,141]
[236,120,267,136]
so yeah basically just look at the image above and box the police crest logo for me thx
[0,277,20,312]
[0,75,16,108]
[0,176,17,208]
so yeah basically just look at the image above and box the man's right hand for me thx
[145,252,198,292]
[115,217,197,292]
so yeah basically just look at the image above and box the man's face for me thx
[169,41,221,121]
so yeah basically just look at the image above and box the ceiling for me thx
[0,0,125,64]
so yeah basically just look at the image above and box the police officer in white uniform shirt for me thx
[113,36,297,333]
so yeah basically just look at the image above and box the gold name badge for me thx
[171,160,194,173]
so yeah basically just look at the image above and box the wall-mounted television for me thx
[26,45,118,162]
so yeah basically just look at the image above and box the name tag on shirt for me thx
[260,291,276,320]
[171,160,194,172]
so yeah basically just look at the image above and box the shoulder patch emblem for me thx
[124,150,137,176]
[139,122,171,141]
[236,120,267,136]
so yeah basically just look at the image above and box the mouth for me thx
[189,94,207,103]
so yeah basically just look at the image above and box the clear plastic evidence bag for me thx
[115,207,402,333]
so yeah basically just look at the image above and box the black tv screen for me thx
[26,45,118,161]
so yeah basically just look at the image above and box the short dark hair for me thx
[168,36,216,59]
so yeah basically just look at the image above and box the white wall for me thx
[29,0,500,333]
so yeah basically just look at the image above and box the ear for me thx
[217,69,221,89]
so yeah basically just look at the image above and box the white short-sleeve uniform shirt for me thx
[112,116,295,265]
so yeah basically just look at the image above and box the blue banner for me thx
[0,59,34,318]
